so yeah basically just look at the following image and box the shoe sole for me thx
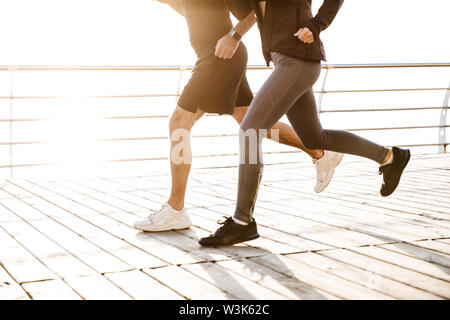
[199,232,260,247]
[134,222,192,232]
[381,149,411,197]
[230,232,260,245]
[315,153,344,193]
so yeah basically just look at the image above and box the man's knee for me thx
[169,106,196,132]
[232,107,248,124]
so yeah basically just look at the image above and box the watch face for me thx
[231,31,242,41]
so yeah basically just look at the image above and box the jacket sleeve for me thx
[305,0,344,39]
[226,0,253,21]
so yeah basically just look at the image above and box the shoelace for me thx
[213,216,234,235]
[147,204,169,221]
[315,165,326,182]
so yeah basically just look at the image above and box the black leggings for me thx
[234,52,389,223]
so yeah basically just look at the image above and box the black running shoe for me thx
[199,217,260,247]
[379,146,411,197]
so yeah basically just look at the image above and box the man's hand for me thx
[215,34,240,60]
[294,27,315,44]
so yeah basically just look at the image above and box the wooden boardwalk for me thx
[0,153,449,300]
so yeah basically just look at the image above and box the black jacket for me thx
[229,0,344,65]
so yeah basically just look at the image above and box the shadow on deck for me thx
[0,153,449,300]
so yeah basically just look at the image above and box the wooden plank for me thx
[29,218,133,274]
[64,275,132,300]
[28,196,101,218]
[196,187,413,248]
[259,199,426,243]
[380,242,450,268]
[186,206,331,252]
[321,249,450,298]
[288,252,440,299]
[143,266,232,300]
[105,270,183,300]
[208,205,365,249]
[274,189,449,238]
[350,245,450,282]
[55,180,146,213]
[188,221,302,255]
[1,194,135,274]
[409,239,450,256]
[0,265,29,300]
[83,213,207,265]
[22,280,81,300]
[0,190,15,201]
[0,227,55,284]
[26,181,125,214]
[182,262,288,300]
[1,220,96,278]
[250,254,393,299]
[328,176,450,214]
[54,216,167,269]
[12,183,170,268]
[265,179,449,235]
[1,183,39,199]
[105,209,269,262]
[181,225,286,259]
[107,176,168,190]
[216,259,339,300]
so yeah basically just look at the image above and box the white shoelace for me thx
[147,203,169,221]
[315,162,327,182]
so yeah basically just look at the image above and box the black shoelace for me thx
[213,216,234,236]
[379,164,390,175]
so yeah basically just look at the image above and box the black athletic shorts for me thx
[178,42,254,115]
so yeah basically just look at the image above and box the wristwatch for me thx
[229,30,243,41]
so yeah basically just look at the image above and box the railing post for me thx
[176,65,188,103]
[8,66,17,178]
[317,65,331,118]
[439,81,450,153]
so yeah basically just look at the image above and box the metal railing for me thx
[1,63,449,177]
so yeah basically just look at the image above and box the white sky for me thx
[0,0,448,176]
[0,0,449,66]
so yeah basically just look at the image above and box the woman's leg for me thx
[200,54,409,247]
[285,89,410,197]
[233,54,321,224]
[231,106,324,159]
[286,90,389,164]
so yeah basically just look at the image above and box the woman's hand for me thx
[294,27,315,44]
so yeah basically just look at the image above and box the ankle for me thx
[167,199,184,211]
[311,150,324,160]
[232,217,249,225]
[381,148,394,166]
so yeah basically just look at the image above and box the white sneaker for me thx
[133,203,192,232]
[313,150,344,193]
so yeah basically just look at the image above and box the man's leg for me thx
[168,106,205,211]
[231,106,324,160]
[133,105,204,232]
